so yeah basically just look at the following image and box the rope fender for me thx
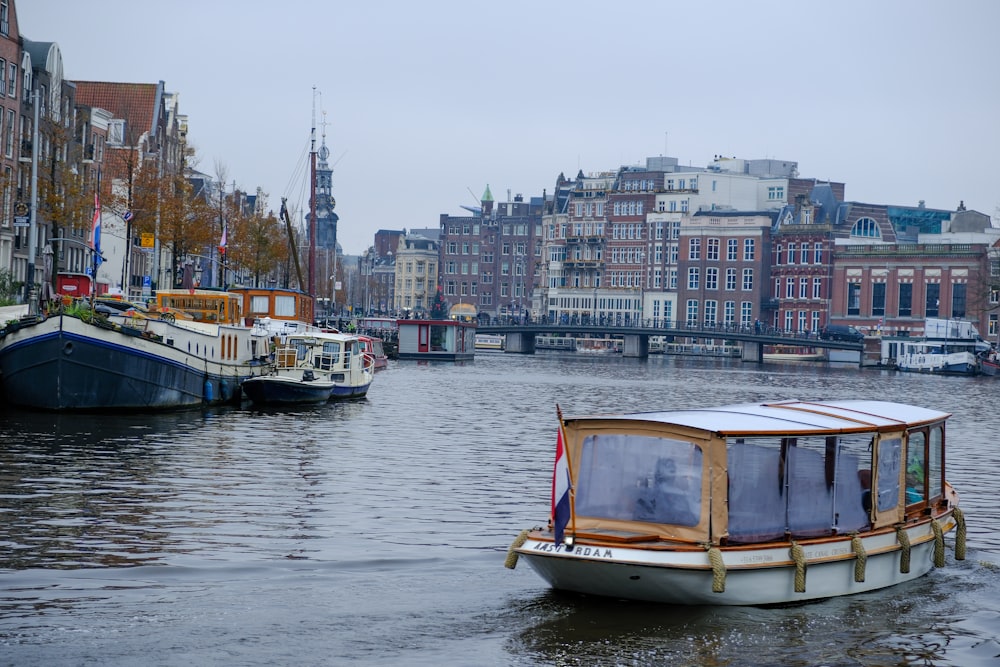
[896,525,911,574]
[790,542,806,593]
[504,529,530,570]
[931,520,945,568]
[706,546,726,593]
[851,534,867,582]
[953,507,967,561]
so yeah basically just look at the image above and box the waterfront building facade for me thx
[393,232,438,315]
[438,186,543,322]
[676,211,775,329]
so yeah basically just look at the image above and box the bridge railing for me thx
[481,315,824,340]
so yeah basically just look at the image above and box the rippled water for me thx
[1,353,998,666]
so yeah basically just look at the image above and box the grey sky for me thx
[19,0,1000,254]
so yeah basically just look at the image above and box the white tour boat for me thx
[506,400,966,606]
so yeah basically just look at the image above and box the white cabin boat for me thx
[507,400,966,606]
[883,318,988,375]
[243,330,374,404]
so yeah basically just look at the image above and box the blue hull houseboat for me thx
[396,319,476,361]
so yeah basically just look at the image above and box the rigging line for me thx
[282,136,312,203]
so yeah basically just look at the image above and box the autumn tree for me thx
[35,113,95,293]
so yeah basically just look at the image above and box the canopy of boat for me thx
[565,400,951,437]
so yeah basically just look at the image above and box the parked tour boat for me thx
[883,318,988,375]
[475,333,505,351]
[0,290,271,411]
[535,335,576,352]
[576,337,622,354]
[506,400,966,606]
[763,345,825,362]
[243,330,373,405]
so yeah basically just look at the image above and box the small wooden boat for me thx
[507,400,966,606]
[243,331,374,405]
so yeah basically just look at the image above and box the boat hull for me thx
[516,515,956,606]
[330,377,372,399]
[241,375,334,405]
[0,315,265,411]
[897,351,979,375]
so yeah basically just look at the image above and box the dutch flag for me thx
[551,428,572,546]
[89,192,103,267]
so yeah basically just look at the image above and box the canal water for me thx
[1,353,998,666]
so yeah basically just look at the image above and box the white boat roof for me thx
[570,400,950,436]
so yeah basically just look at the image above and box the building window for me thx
[741,301,753,326]
[108,119,125,146]
[926,283,940,317]
[872,282,886,317]
[899,283,912,317]
[727,239,738,261]
[7,62,14,98]
[785,277,794,298]
[688,238,701,260]
[800,245,808,264]
[768,186,785,201]
[743,238,755,261]
[799,277,808,299]
[742,268,754,291]
[787,243,796,265]
[704,300,717,325]
[785,310,794,331]
[847,282,861,316]
[724,301,735,325]
[706,238,720,261]
[726,268,737,291]
[812,277,822,299]
[686,299,699,325]
[687,267,700,289]
[952,283,966,318]
[706,267,718,290]
[813,242,822,264]
[851,217,881,238]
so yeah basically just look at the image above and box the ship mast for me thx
[308,87,318,299]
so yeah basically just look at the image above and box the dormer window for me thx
[851,217,881,238]
[108,119,125,146]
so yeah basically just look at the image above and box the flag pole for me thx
[555,404,577,542]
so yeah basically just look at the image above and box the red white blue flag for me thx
[551,428,571,546]
[89,191,102,266]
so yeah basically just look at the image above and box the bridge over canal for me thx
[475,321,866,363]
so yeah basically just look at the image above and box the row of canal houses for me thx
[0,1,267,307]
[436,155,998,343]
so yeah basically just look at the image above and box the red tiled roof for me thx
[73,81,160,138]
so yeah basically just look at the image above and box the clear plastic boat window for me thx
[575,433,703,526]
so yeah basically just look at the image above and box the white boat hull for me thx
[897,351,978,375]
[516,515,956,606]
